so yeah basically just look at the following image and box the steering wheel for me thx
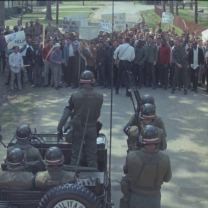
[30,136,44,155]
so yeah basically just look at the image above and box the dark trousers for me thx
[97,63,106,84]
[172,63,188,90]
[155,64,160,86]
[132,64,143,87]
[108,63,118,86]
[115,60,130,93]
[169,63,175,86]
[0,51,6,72]
[66,56,75,85]
[159,63,168,87]
[86,65,96,78]
[26,62,33,83]
[146,62,156,87]
[191,67,200,90]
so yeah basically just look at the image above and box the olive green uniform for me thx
[0,165,34,191]
[35,166,75,191]
[121,148,172,208]
[7,141,45,172]
[57,85,103,168]
[124,114,167,151]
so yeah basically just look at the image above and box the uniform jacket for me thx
[32,48,43,68]
[144,42,158,63]
[0,166,34,191]
[35,166,75,191]
[188,47,204,66]
[127,148,172,195]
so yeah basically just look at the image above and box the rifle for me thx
[0,126,7,148]
[123,61,142,134]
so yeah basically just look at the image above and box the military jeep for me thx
[0,131,114,208]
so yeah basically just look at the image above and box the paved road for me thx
[91,1,153,23]
[29,84,208,208]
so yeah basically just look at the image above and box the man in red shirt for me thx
[41,40,55,87]
[158,39,170,90]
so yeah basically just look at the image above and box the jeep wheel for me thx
[39,183,102,208]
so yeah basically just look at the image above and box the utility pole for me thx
[56,0,59,25]
[195,0,198,24]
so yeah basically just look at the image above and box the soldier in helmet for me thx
[126,103,167,151]
[57,70,103,168]
[120,125,172,208]
[7,125,45,173]
[35,147,75,191]
[0,148,34,190]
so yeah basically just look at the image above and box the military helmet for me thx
[139,125,159,145]
[79,70,95,84]
[16,125,32,141]
[45,147,64,166]
[6,148,25,166]
[141,103,155,119]
[141,94,155,106]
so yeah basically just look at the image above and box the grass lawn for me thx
[143,9,183,35]
[59,1,104,6]
[198,1,208,7]
[5,6,98,28]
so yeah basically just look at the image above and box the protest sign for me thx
[62,17,80,33]
[162,12,174,24]
[79,26,100,40]
[102,13,126,31]
[202,29,208,43]
[99,19,112,33]
[5,31,26,50]
[70,14,88,26]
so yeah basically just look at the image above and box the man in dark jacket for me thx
[107,39,118,88]
[32,42,43,88]
[0,33,6,73]
[188,41,204,93]
[97,41,107,88]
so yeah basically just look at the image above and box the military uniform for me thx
[7,141,45,172]
[125,147,172,208]
[58,85,103,168]
[0,165,34,191]
[35,166,75,191]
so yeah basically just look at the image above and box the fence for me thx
[154,5,206,34]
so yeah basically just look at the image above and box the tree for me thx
[176,1,179,15]
[162,1,166,12]
[45,0,52,20]
[190,0,193,10]
[0,1,5,26]
[169,0,174,14]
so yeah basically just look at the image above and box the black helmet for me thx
[141,94,155,106]
[6,148,25,166]
[139,125,159,145]
[16,125,32,141]
[45,147,64,166]
[141,103,155,119]
[79,70,95,84]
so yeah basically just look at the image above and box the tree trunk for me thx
[0,1,5,26]
[190,0,193,10]
[195,0,198,24]
[176,1,179,16]
[169,0,174,14]
[45,0,52,20]
[162,1,166,12]
[83,0,84,6]
[25,0,28,13]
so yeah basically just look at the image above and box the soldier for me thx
[7,125,45,172]
[57,70,103,168]
[0,148,34,190]
[120,125,172,208]
[35,147,75,191]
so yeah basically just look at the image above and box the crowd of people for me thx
[0,18,208,94]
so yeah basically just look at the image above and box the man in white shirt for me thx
[114,37,135,96]
[9,46,24,91]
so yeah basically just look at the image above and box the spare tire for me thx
[38,183,102,208]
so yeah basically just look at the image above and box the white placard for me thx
[62,17,80,33]
[79,26,100,40]
[5,31,26,50]
[99,19,112,33]
[162,12,174,24]
[70,14,88,26]
[102,13,126,31]
[202,29,208,43]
